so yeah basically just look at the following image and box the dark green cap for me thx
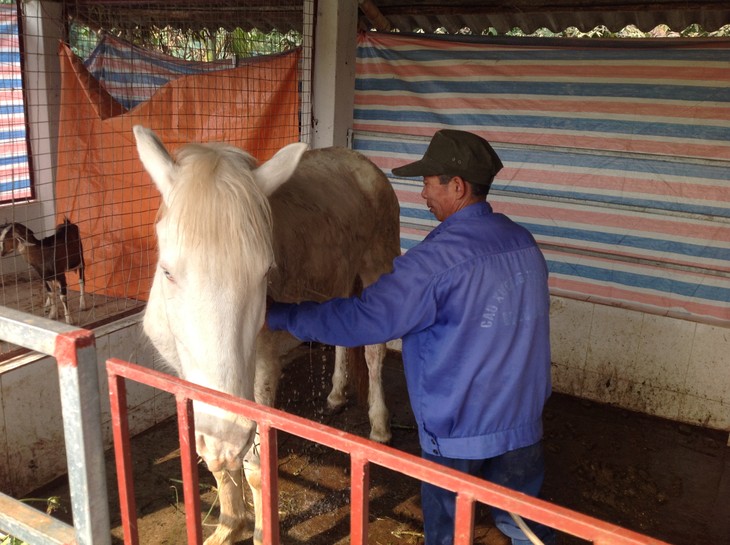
[391,129,503,185]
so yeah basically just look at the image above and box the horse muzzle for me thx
[193,409,258,472]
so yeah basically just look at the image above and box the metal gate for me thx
[0,307,110,545]
[107,357,672,545]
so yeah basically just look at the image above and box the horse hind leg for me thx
[326,343,391,443]
[204,468,248,545]
[364,342,391,443]
[326,345,349,414]
[325,278,366,416]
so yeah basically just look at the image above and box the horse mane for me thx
[162,142,274,289]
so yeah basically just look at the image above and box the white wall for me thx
[550,296,730,432]
[0,313,175,496]
[310,0,358,148]
[12,0,62,231]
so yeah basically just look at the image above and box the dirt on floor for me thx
[33,344,730,545]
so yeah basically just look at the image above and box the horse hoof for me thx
[203,523,247,545]
[369,428,392,444]
[324,401,348,416]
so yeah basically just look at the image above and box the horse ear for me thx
[253,142,309,196]
[133,125,176,204]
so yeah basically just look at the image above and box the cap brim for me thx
[391,157,445,178]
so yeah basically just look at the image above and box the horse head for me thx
[133,126,308,471]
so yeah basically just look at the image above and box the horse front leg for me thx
[364,343,391,444]
[243,439,264,545]
[242,330,290,544]
[204,468,248,545]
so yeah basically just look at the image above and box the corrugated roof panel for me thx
[66,1,730,35]
[367,1,730,34]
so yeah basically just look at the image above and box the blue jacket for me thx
[267,201,552,459]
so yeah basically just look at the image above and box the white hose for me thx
[509,512,545,545]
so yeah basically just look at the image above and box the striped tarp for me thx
[353,32,730,325]
[0,5,31,203]
[84,33,237,110]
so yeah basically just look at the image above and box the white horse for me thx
[133,126,401,545]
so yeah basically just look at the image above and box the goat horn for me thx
[17,236,36,247]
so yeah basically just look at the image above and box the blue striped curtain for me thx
[353,32,730,325]
[0,4,31,203]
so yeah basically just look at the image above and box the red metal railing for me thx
[107,357,673,545]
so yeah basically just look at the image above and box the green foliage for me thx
[68,22,302,63]
[68,22,99,58]
[229,27,301,57]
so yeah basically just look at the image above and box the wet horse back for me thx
[267,147,400,303]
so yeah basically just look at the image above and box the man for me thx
[267,129,555,545]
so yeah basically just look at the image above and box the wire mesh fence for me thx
[0,0,310,359]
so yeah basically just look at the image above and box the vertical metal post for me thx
[453,493,475,545]
[350,454,370,545]
[0,308,112,544]
[54,330,111,545]
[108,370,139,545]
[300,0,314,145]
[177,396,203,544]
[259,422,280,545]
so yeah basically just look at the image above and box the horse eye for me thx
[161,267,175,283]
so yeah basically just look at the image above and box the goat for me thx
[0,218,87,324]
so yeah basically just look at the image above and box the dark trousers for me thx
[421,441,557,545]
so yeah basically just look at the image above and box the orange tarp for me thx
[55,43,300,301]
